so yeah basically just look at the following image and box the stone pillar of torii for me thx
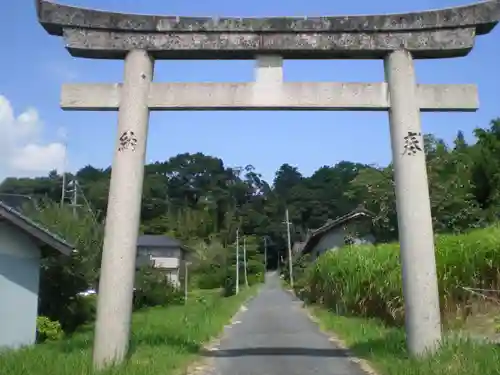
[35,0,500,368]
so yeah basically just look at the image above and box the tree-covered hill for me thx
[2,119,499,268]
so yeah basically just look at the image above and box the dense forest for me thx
[1,118,500,269]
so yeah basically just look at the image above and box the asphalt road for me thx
[205,272,367,375]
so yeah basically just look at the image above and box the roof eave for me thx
[301,210,374,255]
[311,210,373,236]
[180,245,195,253]
[0,203,74,256]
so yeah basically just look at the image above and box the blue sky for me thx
[0,0,498,183]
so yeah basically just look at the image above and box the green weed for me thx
[0,287,257,375]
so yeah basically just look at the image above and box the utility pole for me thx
[184,261,191,304]
[72,180,78,217]
[284,208,294,288]
[61,172,66,207]
[60,131,68,207]
[235,228,240,295]
[67,179,81,217]
[243,236,249,287]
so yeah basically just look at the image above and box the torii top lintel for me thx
[36,0,500,60]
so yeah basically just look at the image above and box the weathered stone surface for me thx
[63,28,475,59]
[36,0,500,59]
[60,82,479,112]
[37,0,499,34]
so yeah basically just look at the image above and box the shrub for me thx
[222,265,238,297]
[302,225,500,325]
[246,259,265,283]
[24,200,103,333]
[293,253,312,278]
[195,264,227,289]
[247,273,263,285]
[36,316,64,343]
[188,236,265,295]
[222,259,265,297]
[188,239,231,290]
[280,253,312,288]
[133,266,184,310]
[56,294,97,332]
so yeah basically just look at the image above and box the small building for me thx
[292,241,306,255]
[136,235,192,287]
[0,201,74,350]
[301,208,375,260]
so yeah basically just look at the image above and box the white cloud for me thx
[0,95,66,180]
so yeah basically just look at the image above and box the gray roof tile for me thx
[137,235,181,248]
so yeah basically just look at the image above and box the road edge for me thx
[185,285,263,375]
[282,287,380,375]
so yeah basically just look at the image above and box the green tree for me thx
[3,116,500,273]
[24,200,104,331]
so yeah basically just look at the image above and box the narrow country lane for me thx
[204,272,367,375]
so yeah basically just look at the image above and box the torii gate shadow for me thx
[200,346,350,357]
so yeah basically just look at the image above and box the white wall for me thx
[0,221,41,349]
[137,247,181,267]
[164,269,179,287]
[311,225,375,259]
[153,256,180,269]
[136,246,182,287]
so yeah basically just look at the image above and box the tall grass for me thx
[0,287,257,375]
[310,307,500,375]
[301,225,500,325]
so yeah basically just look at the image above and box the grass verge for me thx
[309,305,500,375]
[0,286,259,375]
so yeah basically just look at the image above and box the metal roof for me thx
[137,234,196,253]
[137,234,181,248]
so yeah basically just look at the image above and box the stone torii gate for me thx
[36,0,499,368]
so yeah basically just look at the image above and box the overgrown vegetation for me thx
[1,117,500,372]
[310,308,500,375]
[296,225,500,326]
[286,226,500,375]
[25,200,103,333]
[36,317,64,343]
[13,199,263,337]
[133,267,184,310]
[188,236,265,295]
[3,120,500,273]
[1,287,258,375]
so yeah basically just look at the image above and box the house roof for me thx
[301,207,374,255]
[137,234,193,252]
[0,201,74,256]
[0,194,34,212]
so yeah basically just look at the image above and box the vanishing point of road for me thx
[203,272,367,375]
